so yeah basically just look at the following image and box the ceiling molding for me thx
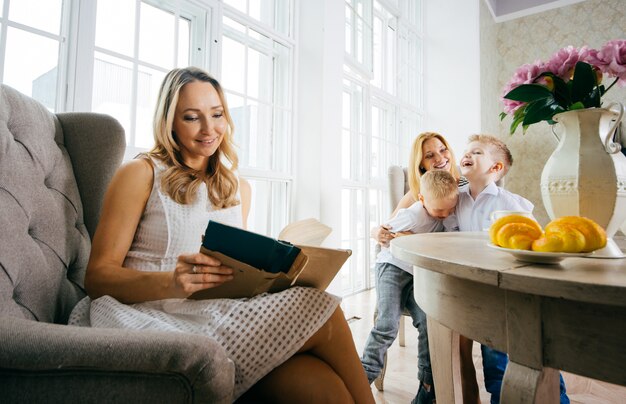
[484,0,587,23]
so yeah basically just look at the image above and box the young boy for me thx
[361,169,459,404]
[457,134,569,404]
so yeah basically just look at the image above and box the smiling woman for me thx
[68,66,375,403]
[173,81,227,166]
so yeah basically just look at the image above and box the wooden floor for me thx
[343,288,626,404]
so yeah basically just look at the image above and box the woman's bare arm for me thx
[84,159,233,303]
[239,177,251,229]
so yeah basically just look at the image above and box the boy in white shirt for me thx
[457,134,569,404]
[361,169,458,404]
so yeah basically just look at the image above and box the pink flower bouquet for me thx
[500,39,626,134]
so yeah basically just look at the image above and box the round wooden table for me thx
[391,232,626,404]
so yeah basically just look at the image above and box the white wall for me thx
[293,0,343,247]
[294,0,344,295]
[423,0,482,157]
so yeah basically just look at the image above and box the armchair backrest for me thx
[388,165,409,210]
[0,85,125,324]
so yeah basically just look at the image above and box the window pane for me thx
[371,136,380,178]
[345,0,372,71]
[9,0,62,35]
[385,22,395,93]
[344,6,353,55]
[273,108,290,171]
[136,65,166,148]
[224,16,246,33]
[372,15,382,88]
[246,179,288,235]
[342,92,351,129]
[248,101,272,169]
[221,36,246,94]
[92,52,133,143]
[178,18,191,66]
[139,2,176,68]
[273,41,290,107]
[96,0,136,57]
[225,0,291,36]
[247,46,272,101]
[341,188,351,245]
[3,27,58,109]
[342,129,351,179]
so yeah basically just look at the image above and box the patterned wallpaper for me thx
[480,0,626,227]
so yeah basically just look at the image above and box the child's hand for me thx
[393,231,412,238]
[372,224,395,247]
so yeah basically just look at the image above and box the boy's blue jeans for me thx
[482,346,570,404]
[361,262,433,386]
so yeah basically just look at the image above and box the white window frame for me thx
[221,3,296,236]
[341,0,423,295]
[67,0,217,161]
[0,0,73,111]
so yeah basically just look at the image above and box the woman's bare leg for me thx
[242,306,374,403]
[240,354,354,404]
[298,306,375,403]
[460,335,481,404]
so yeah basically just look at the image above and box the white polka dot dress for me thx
[69,159,340,399]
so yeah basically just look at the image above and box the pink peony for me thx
[587,39,626,87]
[501,60,544,114]
[544,45,592,81]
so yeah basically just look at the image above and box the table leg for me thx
[427,316,462,404]
[501,361,559,404]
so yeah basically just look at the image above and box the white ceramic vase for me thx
[540,102,626,258]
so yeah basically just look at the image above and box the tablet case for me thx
[189,221,351,300]
[202,220,301,274]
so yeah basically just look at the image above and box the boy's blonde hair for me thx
[468,134,513,179]
[419,170,459,200]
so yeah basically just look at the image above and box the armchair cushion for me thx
[0,317,235,403]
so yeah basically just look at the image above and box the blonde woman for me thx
[70,67,374,404]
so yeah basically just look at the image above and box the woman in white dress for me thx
[70,67,374,403]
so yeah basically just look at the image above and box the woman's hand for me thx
[173,253,234,296]
[371,225,395,247]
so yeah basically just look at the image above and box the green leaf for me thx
[510,112,526,135]
[504,84,554,103]
[522,98,559,126]
[499,112,508,121]
[553,77,571,108]
[571,61,596,104]
[513,104,526,120]
[584,87,602,108]
[569,101,585,110]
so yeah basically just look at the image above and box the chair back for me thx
[388,165,410,209]
[0,85,125,323]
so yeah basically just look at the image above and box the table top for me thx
[391,232,626,307]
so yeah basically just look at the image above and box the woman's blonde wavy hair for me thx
[408,132,461,200]
[144,67,239,208]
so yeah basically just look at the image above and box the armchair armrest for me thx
[0,317,234,404]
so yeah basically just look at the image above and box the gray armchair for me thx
[0,85,234,403]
